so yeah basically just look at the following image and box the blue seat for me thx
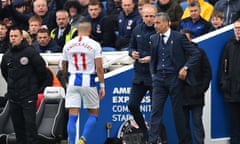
[102,47,116,52]
[180,1,188,11]
[102,1,107,11]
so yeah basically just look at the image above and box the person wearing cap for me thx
[0,0,29,30]
[12,0,29,30]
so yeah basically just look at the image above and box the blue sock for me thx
[80,115,97,141]
[67,115,78,144]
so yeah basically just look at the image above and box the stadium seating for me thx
[180,1,188,11]
[36,86,66,144]
[0,101,15,144]
[0,87,66,144]
[102,46,116,52]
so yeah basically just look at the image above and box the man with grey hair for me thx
[148,12,200,144]
[32,0,59,31]
[50,10,77,51]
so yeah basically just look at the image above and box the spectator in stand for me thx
[0,21,10,53]
[106,0,122,17]
[115,0,142,50]
[28,15,42,45]
[50,10,78,51]
[105,0,122,34]
[11,0,29,30]
[33,0,63,31]
[137,0,150,17]
[105,0,122,48]
[77,0,90,16]
[107,0,122,21]
[34,28,61,53]
[182,0,214,21]
[0,0,29,30]
[214,0,240,26]
[209,10,224,32]
[0,1,21,29]
[85,0,106,44]
[64,0,85,29]
[0,0,9,20]
[24,0,34,13]
[219,19,240,144]
[156,0,183,30]
[84,0,116,47]
[179,1,210,38]
[0,0,8,8]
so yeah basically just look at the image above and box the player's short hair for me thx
[78,20,91,33]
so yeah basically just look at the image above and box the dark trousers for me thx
[128,82,152,140]
[183,105,204,144]
[228,102,240,144]
[149,74,188,144]
[9,99,38,144]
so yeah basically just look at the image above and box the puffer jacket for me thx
[1,40,48,102]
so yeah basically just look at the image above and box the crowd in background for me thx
[0,0,240,53]
[1,0,240,144]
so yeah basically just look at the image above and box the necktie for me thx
[58,29,63,39]
[161,35,165,45]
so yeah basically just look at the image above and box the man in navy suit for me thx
[148,12,200,144]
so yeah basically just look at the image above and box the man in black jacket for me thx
[128,4,156,143]
[219,19,240,144]
[0,27,48,144]
[182,29,212,144]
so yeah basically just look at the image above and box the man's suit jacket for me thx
[150,30,200,85]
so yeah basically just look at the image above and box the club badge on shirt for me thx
[20,57,29,65]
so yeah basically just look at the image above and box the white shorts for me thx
[65,85,99,109]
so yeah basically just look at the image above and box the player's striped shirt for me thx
[62,36,102,87]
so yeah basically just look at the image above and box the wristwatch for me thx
[183,66,188,71]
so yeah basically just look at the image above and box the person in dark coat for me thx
[115,0,142,50]
[148,12,200,144]
[84,0,109,46]
[219,19,240,144]
[182,29,212,144]
[156,0,183,30]
[0,21,10,53]
[0,27,48,144]
[64,0,85,28]
[34,28,61,53]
